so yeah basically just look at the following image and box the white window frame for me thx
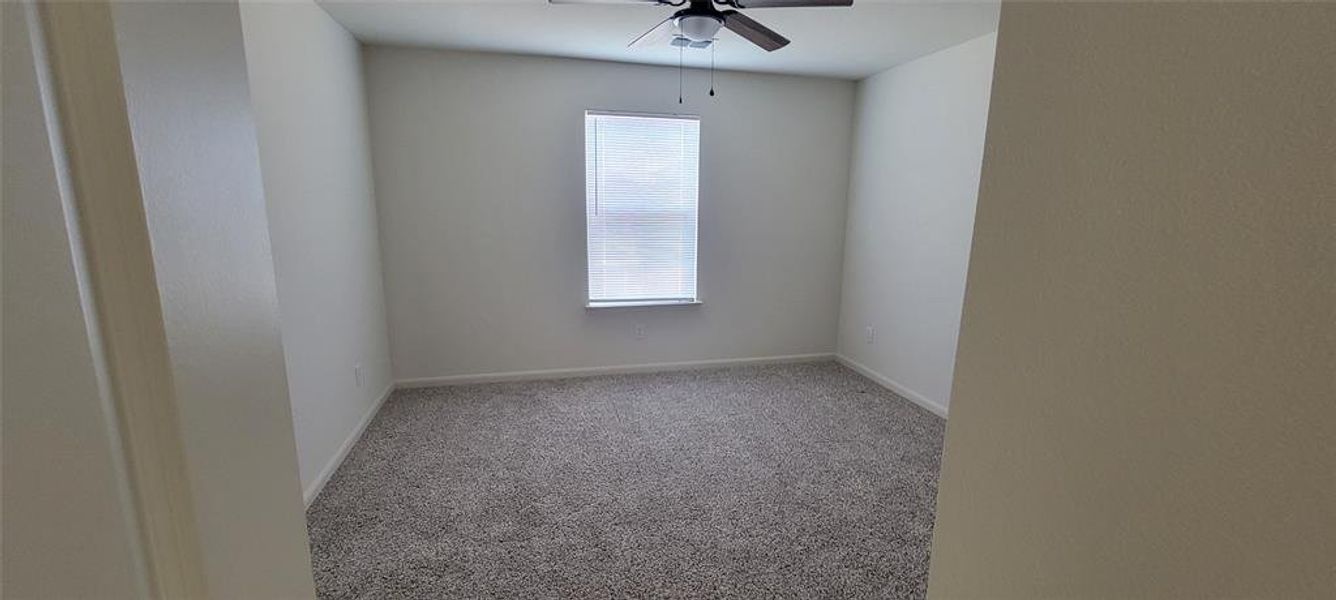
[583,109,702,309]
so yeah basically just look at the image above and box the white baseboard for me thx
[834,354,948,418]
[303,382,395,507]
[395,353,835,389]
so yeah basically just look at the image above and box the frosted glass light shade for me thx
[677,15,722,42]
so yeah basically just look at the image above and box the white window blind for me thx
[585,111,700,306]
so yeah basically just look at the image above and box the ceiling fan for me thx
[549,0,854,52]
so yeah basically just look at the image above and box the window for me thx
[585,111,700,308]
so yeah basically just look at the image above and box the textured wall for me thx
[111,2,316,596]
[240,0,394,500]
[836,32,997,414]
[364,48,855,380]
[930,3,1336,598]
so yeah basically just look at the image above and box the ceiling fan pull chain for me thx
[678,43,684,104]
[709,42,716,97]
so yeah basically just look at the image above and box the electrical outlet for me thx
[633,323,647,340]
[354,363,363,388]
[864,325,875,345]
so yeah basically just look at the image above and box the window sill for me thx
[586,299,702,309]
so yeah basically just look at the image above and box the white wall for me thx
[930,3,1335,597]
[2,4,146,597]
[239,0,393,502]
[836,32,997,415]
[363,48,855,381]
[110,2,316,597]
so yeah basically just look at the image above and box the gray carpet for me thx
[306,361,946,599]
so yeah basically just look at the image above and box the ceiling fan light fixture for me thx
[676,14,722,42]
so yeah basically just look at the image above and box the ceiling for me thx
[318,0,1000,79]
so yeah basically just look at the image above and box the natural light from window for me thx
[585,111,700,308]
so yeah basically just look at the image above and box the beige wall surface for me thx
[837,32,997,415]
[2,3,146,597]
[110,2,317,597]
[363,48,855,380]
[240,0,394,502]
[930,2,1335,598]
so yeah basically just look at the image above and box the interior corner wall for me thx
[362,48,855,381]
[239,0,394,499]
[835,32,998,415]
[930,3,1335,597]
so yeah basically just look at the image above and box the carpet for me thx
[306,361,946,599]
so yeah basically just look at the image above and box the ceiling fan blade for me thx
[730,0,853,7]
[628,16,677,48]
[722,10,789,51]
